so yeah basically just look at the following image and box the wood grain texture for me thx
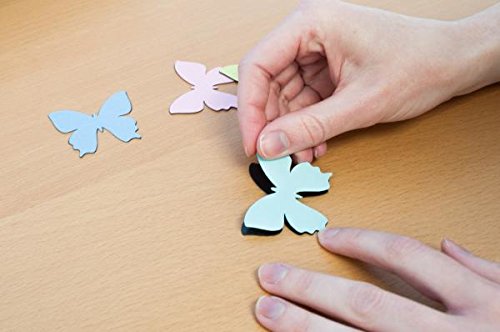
[0,0,499,330]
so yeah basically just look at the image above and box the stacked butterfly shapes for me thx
[48,61,331,235]
[169,61,239,114]
[244,155,331,235]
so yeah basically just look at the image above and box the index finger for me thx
[318,228,492,310]
[238,12,303,156]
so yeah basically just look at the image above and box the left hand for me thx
[255,228,500,331]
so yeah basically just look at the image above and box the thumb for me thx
[256,88,373,159]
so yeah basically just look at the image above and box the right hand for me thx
[237,0,500,162]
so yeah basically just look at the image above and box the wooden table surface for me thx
[1,0,499,330]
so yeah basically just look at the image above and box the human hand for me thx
[254,228,500,331]
[238,1,500,162]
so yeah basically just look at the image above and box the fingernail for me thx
[259,131,289,158]
[256,296,285,320]
[444,238,471,255]
[318,228,340,244]
[244,145,251,157]
[314,148,320,159]
[258,263,289,284]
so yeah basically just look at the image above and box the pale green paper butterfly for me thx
[244,155,332,234]
[219,64,238,82]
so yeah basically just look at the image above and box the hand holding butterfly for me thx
[237,1,500,162]
[255,228,500,331]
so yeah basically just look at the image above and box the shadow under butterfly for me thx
[243,155,332,236]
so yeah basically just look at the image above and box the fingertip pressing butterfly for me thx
[48,91,140,157]
[243,155,332,235]
[170,61,238,114]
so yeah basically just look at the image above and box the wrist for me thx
[451,5,500,96]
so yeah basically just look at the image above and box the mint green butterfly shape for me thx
[244,155,332,234]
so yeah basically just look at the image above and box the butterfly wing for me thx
[204,90,237,111]
[49,110,98,157]
[257,154,293,189]
[289,162,332,194]
[285,199,328,234]
[97,91,132,120]
[244,194,285,232]
[206,67,234,87]
[219,64,239,82]
[102,117,141,142]
[68,126,99,157]
[95,91,140,142]
[170,90,205,114]
[174,61,207,86]
[48,110,93,133]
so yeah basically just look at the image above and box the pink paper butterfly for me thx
[170,61,238,114]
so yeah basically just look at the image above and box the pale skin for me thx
[237,1,500,331]
[256,229,500,331]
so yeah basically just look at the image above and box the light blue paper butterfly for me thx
[49,91,140,157]
[244,155,332,234]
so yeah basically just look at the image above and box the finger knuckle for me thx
[291,311,313,332]
[238,57,251,72]
[293,270,316,299]
[337,228,364,250]
[238,56,263,78]
[298,0,331,13]
[271,81,281,96]
[438,316,465,332]
[348,282,386,320]
[297,0,316,13]
[373,83,394,104]
[299,113,327,146]
[385,236,426,262]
